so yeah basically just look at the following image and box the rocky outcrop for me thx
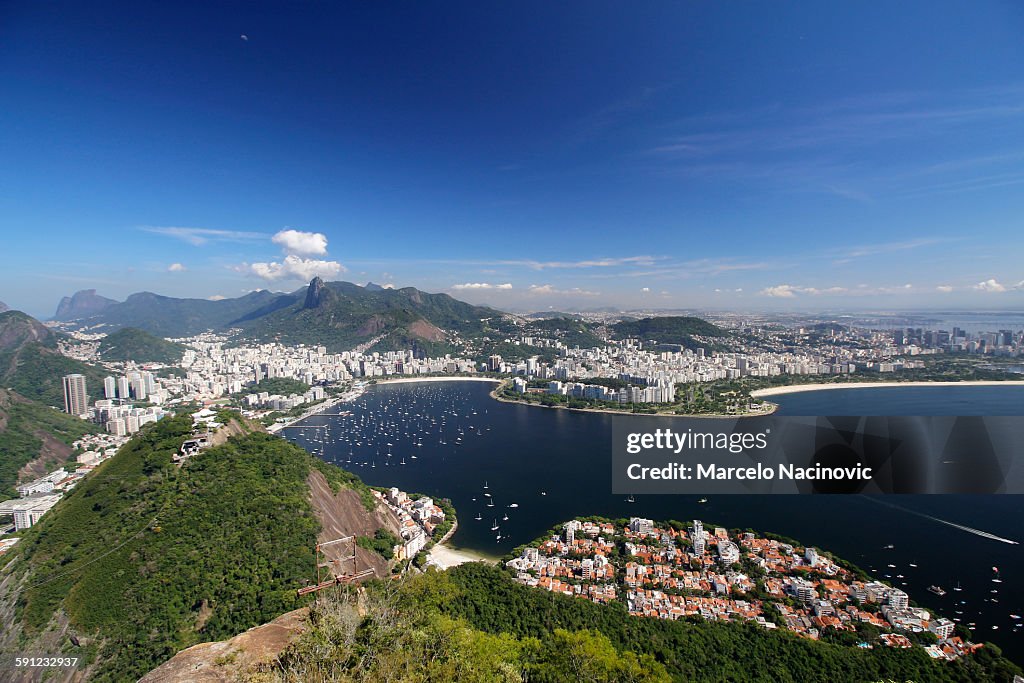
[303,277,327,309]
[138,608,309,683]
[53,289,117,321]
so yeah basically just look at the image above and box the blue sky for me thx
[2,2,1023,317]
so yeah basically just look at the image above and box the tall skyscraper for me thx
[103,376,117,399]
[116,376,130,399]
[62,374,88,416]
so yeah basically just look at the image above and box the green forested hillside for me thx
[260,570,671,683]
[71,289,288,336]
[236,279,498,353]
[1,416,349,682]
[612,315,726,341]
[0,389,99,497]
[97,327,186,363]
[0,310,107,406]
[253,564,1020,682]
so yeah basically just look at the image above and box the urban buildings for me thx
[62,373,88,416]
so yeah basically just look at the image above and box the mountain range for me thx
[52,279,500,354]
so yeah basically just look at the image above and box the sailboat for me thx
[491,519,499,531]
[475,512,482,521]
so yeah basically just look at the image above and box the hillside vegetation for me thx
[218,563,1021,682]
[0,389,99,498]
[0,415,381,682]
[236,279,497,354]
[611,315,726,342]
[0,310,107,406]
[97,327,186,364]
[72,289,288,336]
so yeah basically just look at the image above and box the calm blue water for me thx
[285,381,1024,656]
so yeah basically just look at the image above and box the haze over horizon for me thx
[2,2,1023,316]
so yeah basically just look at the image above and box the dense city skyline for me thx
[2,2,1023,315]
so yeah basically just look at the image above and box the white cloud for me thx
[641,287,650,292]
[500,256,658,270]
[167,263,186,272]
[142,226,265,246]
[760,283,924,298]
[936,285,954,293]
[208,294,227,301]
[240,255,345,281]
[759,284,798,298]
[973,278,1006,292]
[272,229,328,256]
[527,284,600,296]
[451,282,513,290]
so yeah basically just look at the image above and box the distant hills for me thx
[235,278,499,354]
[0,310,107,407]
[55,278,500,354]
[0,387,99,498]
[0,300,8,313]
[49,282,738,357]
[53,289,118,321]
[97,327,187,364]
[612,315,725,341]
[0,311,105,497]
[64,289,287,337]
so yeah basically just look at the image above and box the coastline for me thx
[427,542,496,569]
[375,376,501,386]
[750,379,1024,398]
[489,381,775,419]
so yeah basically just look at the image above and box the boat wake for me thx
[862,497,1019,545]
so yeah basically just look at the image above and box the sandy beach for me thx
[427,543,494,569]
[750,380,1024,398]
[377,376,501,385]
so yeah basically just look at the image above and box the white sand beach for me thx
[427,543,494,569]
[750,380,1024,398]
[377,376,501,385]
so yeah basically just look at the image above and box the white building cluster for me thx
[165,334,477,403]
[93,400,169,436]
[376,487,447,562]
[242,385,326,411]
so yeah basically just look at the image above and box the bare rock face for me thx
[53,289,117,321]
[303,277,326,309]
[138,608,309,683]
